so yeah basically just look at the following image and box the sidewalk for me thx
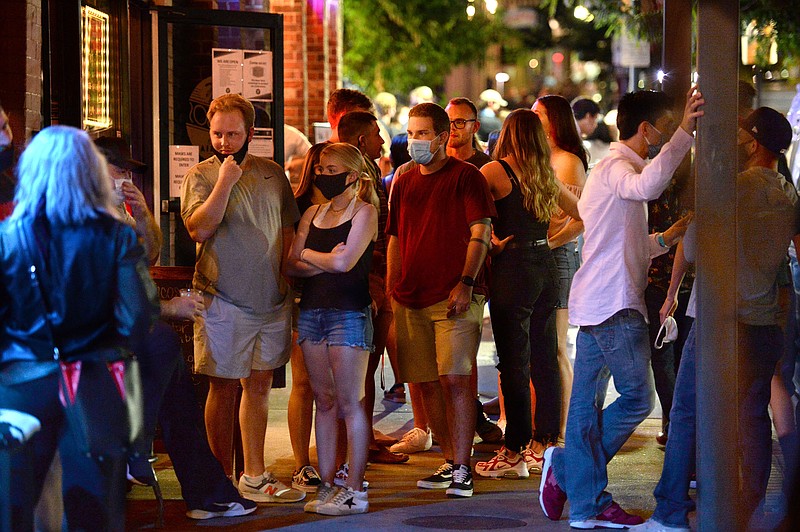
[127,321,682,530]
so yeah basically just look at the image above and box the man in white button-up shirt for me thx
[539,87,704,528]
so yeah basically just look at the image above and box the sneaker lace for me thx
[317,484,335,500]
[435,462,453,475]
[452,467,470,484]
[330,487,353,505]
[400,429,419,444]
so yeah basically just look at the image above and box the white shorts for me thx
[194,294,292,379]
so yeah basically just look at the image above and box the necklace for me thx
[329,203,348,213]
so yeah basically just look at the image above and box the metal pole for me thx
[695,0,741,530]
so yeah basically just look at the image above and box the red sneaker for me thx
[570,500,644,529]
[538,446,567,520]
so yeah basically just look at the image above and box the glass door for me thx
[152,6,284,266]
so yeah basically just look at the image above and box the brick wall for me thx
[0,0,43,151]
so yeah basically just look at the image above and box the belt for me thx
[505,238,549,250]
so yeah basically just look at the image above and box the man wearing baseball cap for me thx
[735,106,798,524]
[94,136,161,264]
[634,106,798,531]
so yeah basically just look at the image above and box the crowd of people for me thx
[1,77,799,531]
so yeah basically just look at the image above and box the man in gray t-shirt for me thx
[181,94,301,503]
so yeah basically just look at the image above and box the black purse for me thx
[17,222,143,459]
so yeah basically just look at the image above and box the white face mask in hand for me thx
[654,316,678,349]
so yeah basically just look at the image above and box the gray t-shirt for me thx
[181,154,300,314]
[737,166,798,326]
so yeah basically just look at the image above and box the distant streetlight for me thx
[495,72,510,94]
[484,0,498,15]
[467,1,475,20]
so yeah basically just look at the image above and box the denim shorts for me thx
[552,241,580,309]
[297,307,374,352]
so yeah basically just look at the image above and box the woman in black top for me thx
[286,143,378,515]
[475,110,579,479]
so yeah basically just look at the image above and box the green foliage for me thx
[342,0,502,96]
[544,0,800,63]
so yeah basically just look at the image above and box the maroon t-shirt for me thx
[387,157,496,309]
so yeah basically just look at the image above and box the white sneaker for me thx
[475,446,530,479]
[390,427,432,454]
[238,471,306,503]
[317,487,368,515]
[523,447,543,474]
[630,518,690,531]
[303,483,338,513]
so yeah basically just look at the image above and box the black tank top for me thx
[493,159,549,243]
[299,206,374,310]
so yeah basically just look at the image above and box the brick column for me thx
[0,0,43,150]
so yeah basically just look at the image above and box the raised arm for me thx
[185,156,241,242]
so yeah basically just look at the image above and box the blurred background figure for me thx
[0,102,15,220]
[284,124,312,189]
[478,89,507,142]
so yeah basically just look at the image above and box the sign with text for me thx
[169,145,199,198]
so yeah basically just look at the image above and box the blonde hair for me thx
[11,125,117,224]
[319,143,378,210]
[494,109,559,222]
[207,94,255,130]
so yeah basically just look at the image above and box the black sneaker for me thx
[186,498,257,520]
[417,462,454,489]
[446,464,473,498]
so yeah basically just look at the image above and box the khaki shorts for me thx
[194,294,292,379]
[392,295,485,382]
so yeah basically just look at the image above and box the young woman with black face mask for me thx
[286,143,378,516]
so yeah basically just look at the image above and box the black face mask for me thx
[315,171,353,200]
[213,138,250,165]
[0,145,13,173]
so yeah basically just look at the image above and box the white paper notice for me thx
[249,128,274,159]
[243,50,273,101]
[212,49,244,99]
[169,145,199,198]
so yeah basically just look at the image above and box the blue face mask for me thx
[646,123,664,159]
[407,137,436,165]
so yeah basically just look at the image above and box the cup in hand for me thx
[179,288,203,299]
[113,177,133,204]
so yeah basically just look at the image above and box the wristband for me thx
[657,233,668,248]
[470,237,489,249]
[300,249,309,263]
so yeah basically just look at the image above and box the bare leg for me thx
[771,373,796,438]
[418,380,452,460]
[239,369,274,477]
[497,374,506,430]
[302,342,338,484]
[408,382,430,430]
[330,345,371,490]
[440,374,475,465]
[386,320,401,385]
[204,376,239,476]
[288,335,314,469]
[555,308,574,440]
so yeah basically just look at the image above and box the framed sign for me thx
[81,6,112,129]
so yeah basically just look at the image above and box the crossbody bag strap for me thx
[16,221,61,360]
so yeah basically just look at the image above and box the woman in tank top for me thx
[475,109,579,479]
[286,143,378,516]
[533,95,588,444]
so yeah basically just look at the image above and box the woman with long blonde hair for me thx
[287,142,377,516]
[475,109,578,480]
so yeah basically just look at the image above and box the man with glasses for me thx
[446,98,491,169]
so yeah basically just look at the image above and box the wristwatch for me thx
[460,275,475,286]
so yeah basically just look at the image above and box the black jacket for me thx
[0,212,159,384]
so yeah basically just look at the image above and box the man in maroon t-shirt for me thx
[387,103,496,498]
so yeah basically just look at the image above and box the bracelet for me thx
[657,233,668,248]
[300,249,309,263]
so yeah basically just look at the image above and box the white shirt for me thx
[568,128,694,326]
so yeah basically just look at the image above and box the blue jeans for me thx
[652,322,697,527]
[738,322,783,518]
[552,309,655,521]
